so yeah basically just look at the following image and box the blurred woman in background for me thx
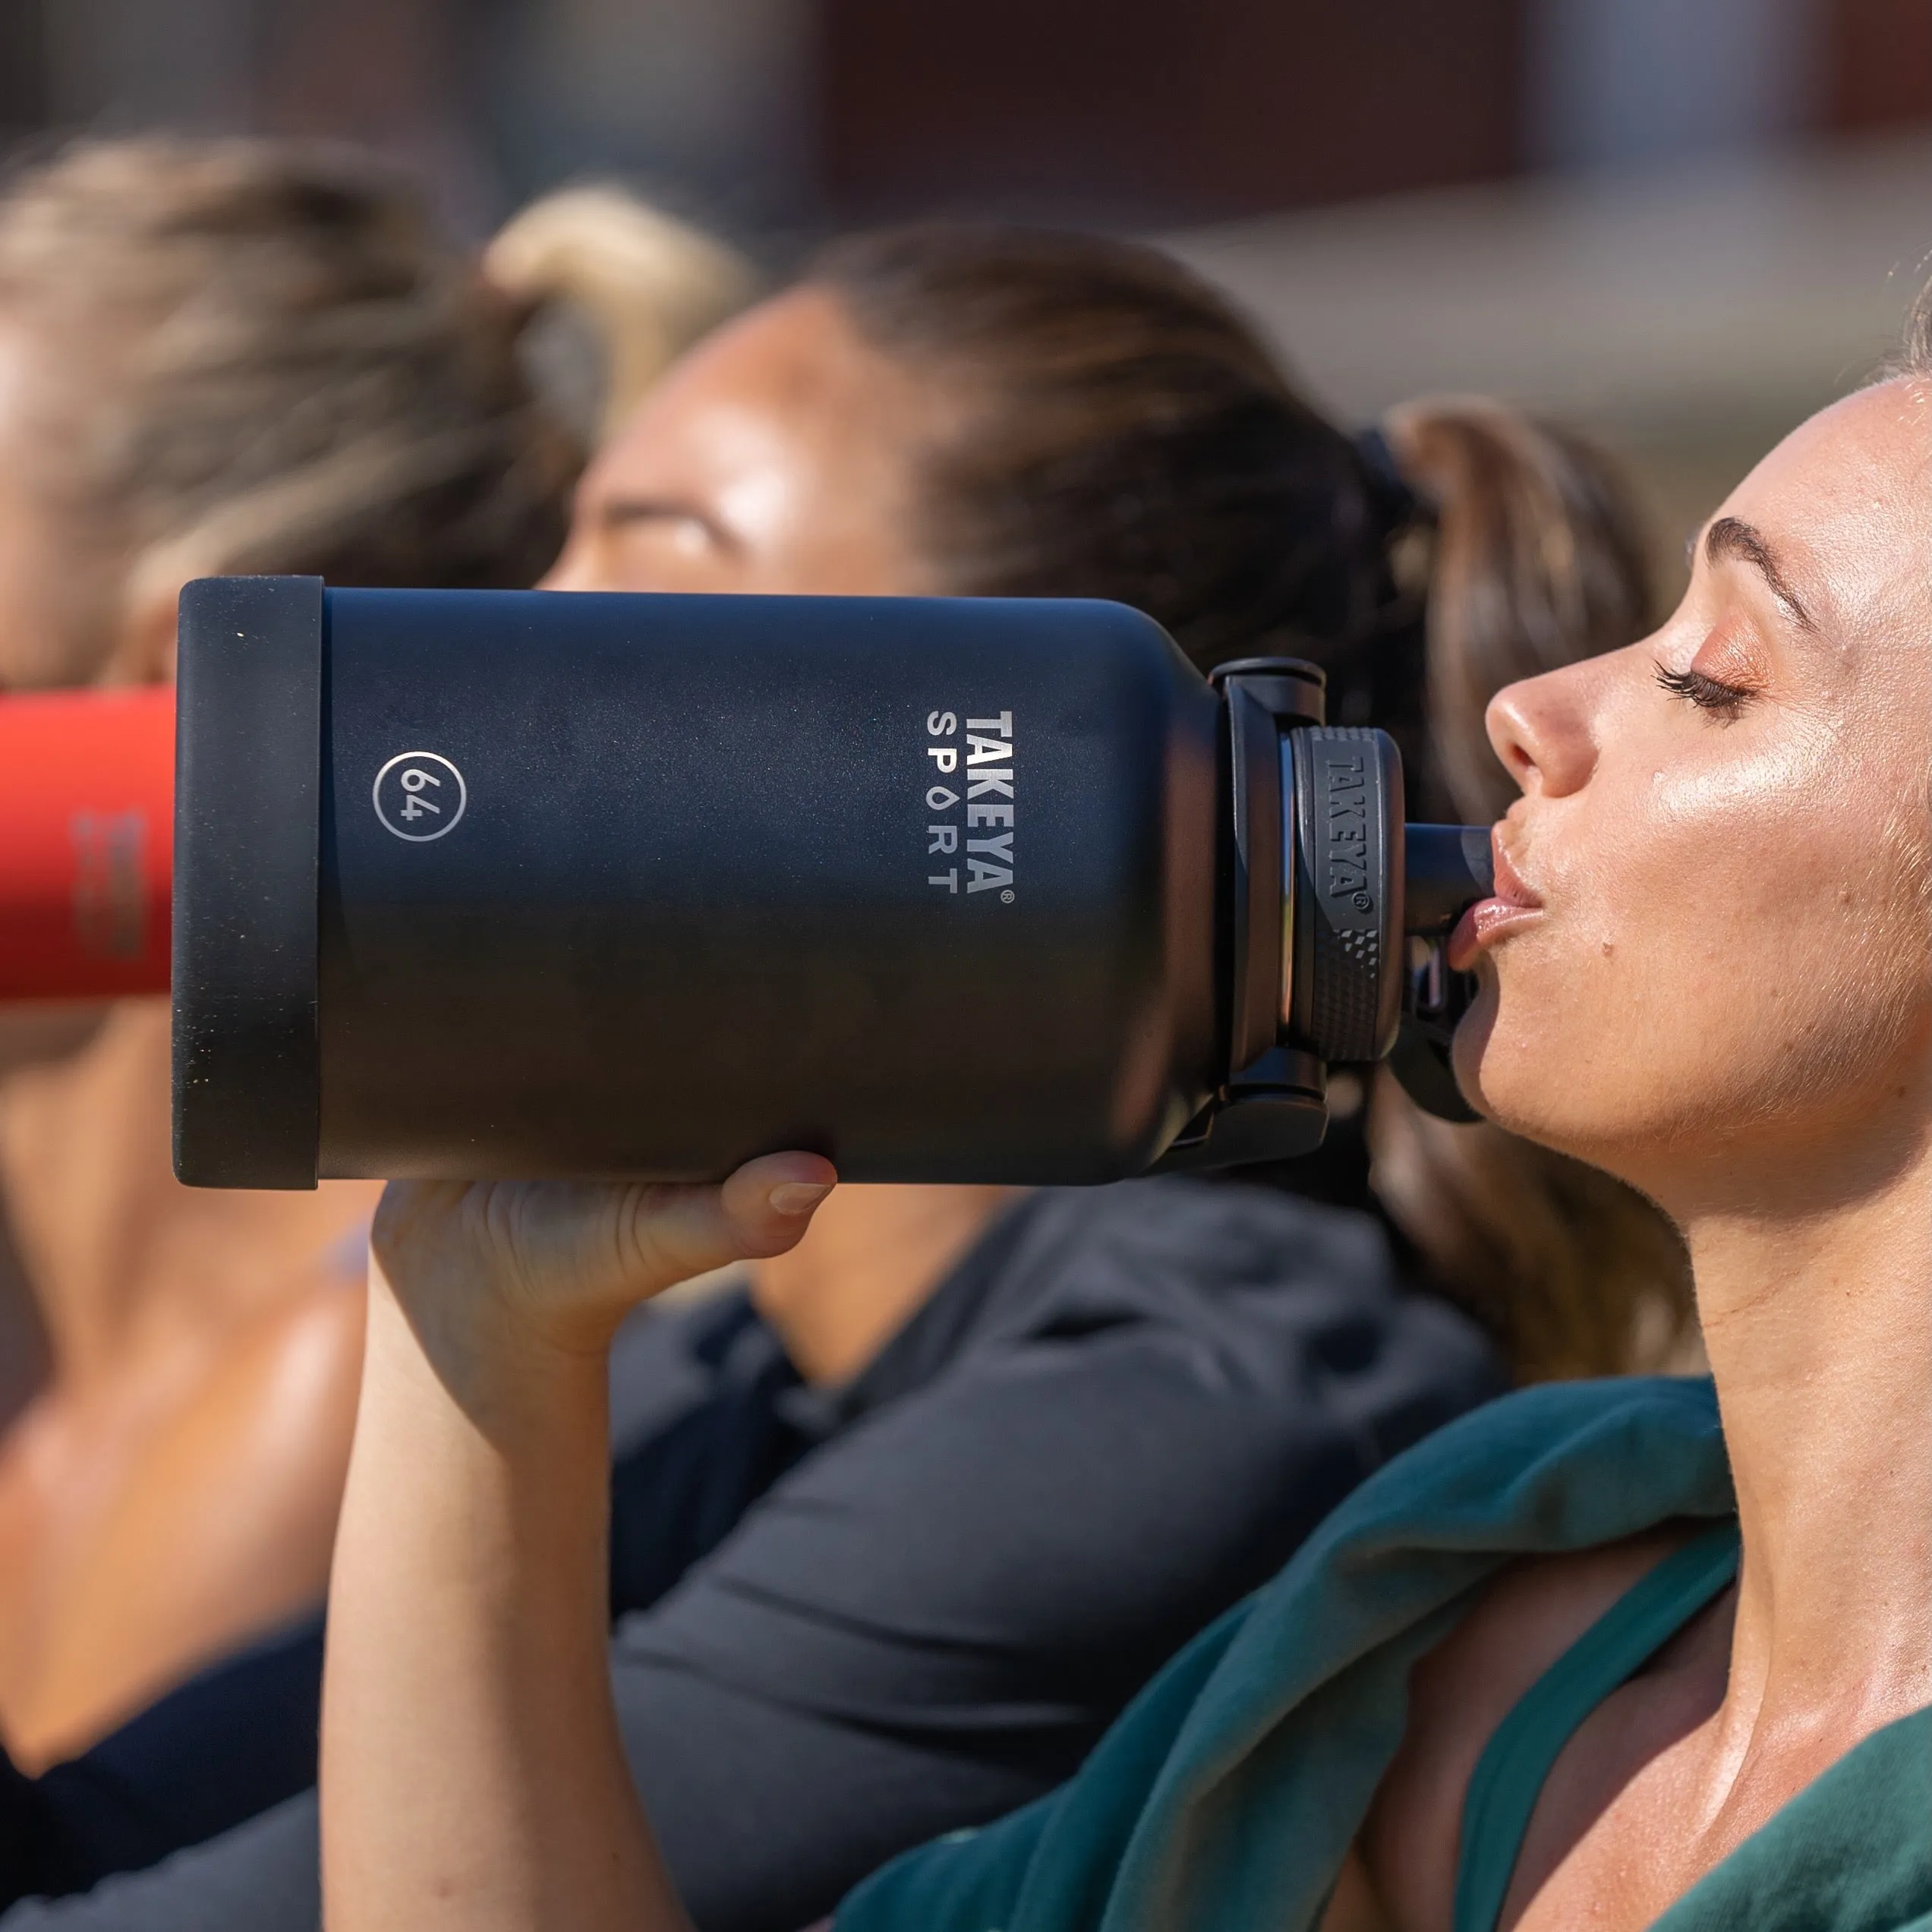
[544,222,1692,1387]
[0,225,1693,1932]
[0,136,588,1767]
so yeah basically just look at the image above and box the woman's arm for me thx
[320,1161,835,1932]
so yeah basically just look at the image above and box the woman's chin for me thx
[1451,1001,1626,1171]
[1447,976,1502,1118]
[1448,984,1576,1149]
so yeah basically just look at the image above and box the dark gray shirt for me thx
[0,1178,1500,1932]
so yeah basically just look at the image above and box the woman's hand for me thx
[370,1155,837,1410]
[325,1154,834,1932]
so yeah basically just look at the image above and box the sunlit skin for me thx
[0,322,378,1764]
[0,327,172,694]
[547,285,1016,1387]
[322,378,1931,1932]
[545,285,956,602]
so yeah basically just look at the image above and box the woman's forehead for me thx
[1716,380,1932,641]
[592,290,927,495]
[1736,379,1932,525]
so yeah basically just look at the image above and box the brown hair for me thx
[811,227,1392,681]
[1381,398,1659,823]
[0,137,578,683]
[807,222,1695,1379]
[1369,399,1695,1381]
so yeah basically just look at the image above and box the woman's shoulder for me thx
[83,1275,364,1635]
[1357,1521,1711,1932]
[0,1273,362,1762]
[1122,1375,1735,1813]
[837,1376,1737,1932]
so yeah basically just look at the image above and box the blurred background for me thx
[4,0,1930,569]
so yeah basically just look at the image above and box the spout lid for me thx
[1404,824,1495,936]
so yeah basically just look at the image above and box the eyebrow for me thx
[1703,515,1817,634]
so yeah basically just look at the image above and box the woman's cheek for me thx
[1644,702,1840,856]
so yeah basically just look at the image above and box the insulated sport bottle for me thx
[169,578,1492,1188]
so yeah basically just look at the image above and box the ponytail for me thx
[1366,398,1697,1382]
[1380,398,1656,822]
[484,188,755,440]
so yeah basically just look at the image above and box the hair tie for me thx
[1320,424,1433,748]
[1353,424,1433,534]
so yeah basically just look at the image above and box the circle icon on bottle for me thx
[373,752,467,843]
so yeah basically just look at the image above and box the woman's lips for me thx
[1446,830,1544,971]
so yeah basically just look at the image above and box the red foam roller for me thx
[0,687,175,1001]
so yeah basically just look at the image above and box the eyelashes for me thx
[1654,663,1757,722]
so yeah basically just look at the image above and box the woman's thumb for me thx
[617,1154,836,1285]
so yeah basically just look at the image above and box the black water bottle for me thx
[171,578,1489,1188]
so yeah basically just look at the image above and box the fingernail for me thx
[768,1181,834,1217]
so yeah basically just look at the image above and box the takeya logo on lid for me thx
[1322,750,1372,910]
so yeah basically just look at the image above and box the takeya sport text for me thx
[925,710,1013,897]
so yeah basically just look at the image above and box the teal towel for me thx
[837,1376,1930,1932]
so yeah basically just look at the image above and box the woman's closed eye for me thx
[1653,663,1760,722]
[604,502,730,556]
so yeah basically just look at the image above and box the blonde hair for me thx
[484,186,755,442]
[1382,398,1658,824]
[0,136,579,680]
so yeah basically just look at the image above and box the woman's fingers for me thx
[371,1160,840,1368]
[615,1154,837,1287]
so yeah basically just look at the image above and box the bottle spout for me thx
[1404,824,1492,937]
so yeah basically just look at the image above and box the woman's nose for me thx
[1486,662,1597,800]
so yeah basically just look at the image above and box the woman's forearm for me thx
[321,1266,689,1932]
[320,1163,832,1931]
